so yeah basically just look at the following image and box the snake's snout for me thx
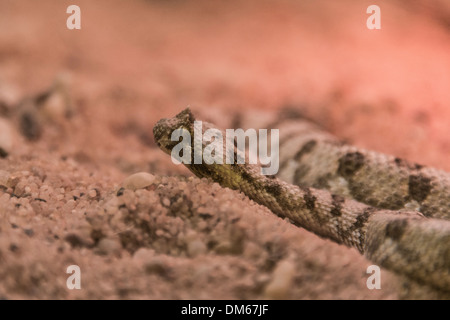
[153,108,196,154]
[153,118,169,148]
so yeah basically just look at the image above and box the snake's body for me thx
[153,108,450,297]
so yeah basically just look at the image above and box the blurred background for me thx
[1,0,450,168]
[1,0,450,299]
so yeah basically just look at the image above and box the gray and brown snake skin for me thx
[153,108,450,298]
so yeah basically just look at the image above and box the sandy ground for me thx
[1,0,450,299]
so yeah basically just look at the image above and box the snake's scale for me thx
[153,108,450,298]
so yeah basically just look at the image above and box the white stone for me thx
[122,172,155,191]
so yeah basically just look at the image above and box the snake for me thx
[153,108,450,297]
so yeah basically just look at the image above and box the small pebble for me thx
[263,260,296,299]
[143,257,168,276]
[214,241,233,255]
[187,239,207,257]
[23,228,34,237]
[88,189,98,199]
[0,117,13,157]
[41,85,70,122]
[96,238,122,256]
[133,248,155,261]
[122,172,155,191]
[64,232,92,248]
[0,170,10,187]
[18,106,42,141]
[162,198,170,207]
[116,187,125,196]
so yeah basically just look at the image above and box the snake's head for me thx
[153,108,196,155]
